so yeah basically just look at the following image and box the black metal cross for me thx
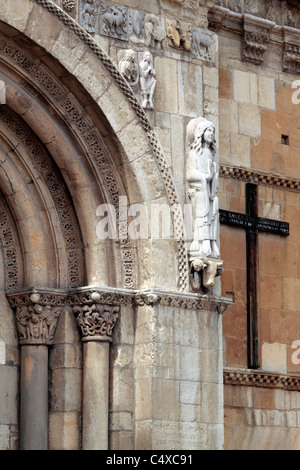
[220,183,289,369]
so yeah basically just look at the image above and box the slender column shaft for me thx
[20,345,49,450]
[82,341,110,450]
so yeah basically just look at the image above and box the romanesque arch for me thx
[0,0,190,450]
[0,0,189,292]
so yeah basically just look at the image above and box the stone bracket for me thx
[283,26,300,74]
[189,256,223,291]
[242,14,275,65]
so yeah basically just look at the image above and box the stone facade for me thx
[0,0,299,451]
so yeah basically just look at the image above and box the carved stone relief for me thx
[128,10,145,44]
[145,14,166,50]
[242,30,269,65]
[99,3,128,41]
[166,19,192,52]
[139,51,156,110]
[117,49,139,90]
[80,0,97,33]
[242,14,274,65]
[191,27,216,62]
[8,290,67,345]
[118,49,156,110]
[70,291,119,341]
[62,0,75,12]
[283,44,300,74]
[186,117,223,291]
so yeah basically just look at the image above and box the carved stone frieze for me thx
[67,286,231,313]
[7,289,67,346]
[220,163,300,192]
[224,368,300,391]
[134,288,231,314]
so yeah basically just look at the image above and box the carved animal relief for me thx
[100,3,128,40]
[191,27,216,62]
[166,19,192,52]
[145,14,166,49]
[117,49,139,89]
[80,0,97,33]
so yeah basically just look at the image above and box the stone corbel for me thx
[7,288,67,346]
[242,14,275,65]
[189,256,223,291]
[283,26,300,74]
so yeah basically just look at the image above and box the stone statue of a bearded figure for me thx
[186,117,223,291]
[186,117,220,259]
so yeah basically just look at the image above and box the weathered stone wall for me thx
[110,296,227,450]
[213,2,300,450]
[224,383,300,450]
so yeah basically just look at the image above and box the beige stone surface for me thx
[49,412,80,450]
[239,103,261,137]
[259,76,275,109]
[261,342,287,373]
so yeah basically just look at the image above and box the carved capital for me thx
[7,289,67,346]
[70,291,120,342]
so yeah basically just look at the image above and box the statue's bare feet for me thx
[211,241,220,258]
[201,240,211,257]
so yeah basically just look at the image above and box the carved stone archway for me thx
[0,0,191,450]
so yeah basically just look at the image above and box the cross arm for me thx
[219,209,289,237]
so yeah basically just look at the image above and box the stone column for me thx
[7,289,66,450]
[69,290,120,450]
